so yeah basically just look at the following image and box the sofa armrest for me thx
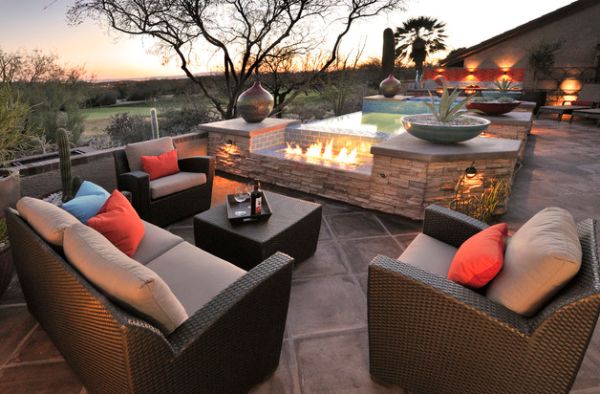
[117,171,150,216]
[422,205,488,248]
[178,156,215,178]
[368,255,532,336]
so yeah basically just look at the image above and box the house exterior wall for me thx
[462,2,600,88]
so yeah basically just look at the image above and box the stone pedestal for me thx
[480,111,533,160]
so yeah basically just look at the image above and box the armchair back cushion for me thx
[125,137,174,172]
[487,207,582,316]
[16,197,79,246]
[64,223,188,334]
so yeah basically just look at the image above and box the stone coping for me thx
[518,101,536,110]
[370,133,520,162]
[199,117,300,137]
[480,110,533,126]
[11,131,207,176]
[363,95,412,102]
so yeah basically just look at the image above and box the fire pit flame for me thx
[285,140,359,165]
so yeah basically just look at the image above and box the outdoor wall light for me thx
[226,139,235,146]
[465,166,478,178]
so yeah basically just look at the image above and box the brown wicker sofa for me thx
[113,137,215,226]
[6,196,293,393]
[368,205,600,394]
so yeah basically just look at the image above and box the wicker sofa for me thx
[6,197,293,393]
[113,137,215,226]
[368,205,600,394]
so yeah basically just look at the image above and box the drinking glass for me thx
[233,183,251,216]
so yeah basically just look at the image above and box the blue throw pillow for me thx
[75,181,110,198]
[62,194,109,223]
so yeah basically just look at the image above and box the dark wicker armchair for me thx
[6,208,293,394]
[113,149,215,226]
[368,205,600,394]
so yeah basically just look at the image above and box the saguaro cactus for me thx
[57,128,73,202]
[382,28,395,77]
[150,108,160,139]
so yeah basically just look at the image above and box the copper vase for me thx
[236,80,274,123]
[379,74,401,98]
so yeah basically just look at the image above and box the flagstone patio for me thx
[1,118,599,393]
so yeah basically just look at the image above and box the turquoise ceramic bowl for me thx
[402,114,490,144]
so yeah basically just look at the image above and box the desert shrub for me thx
[86,90,118,107]
[104,113,151,145]
[159,105,219,136]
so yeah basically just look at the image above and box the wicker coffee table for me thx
[194,191,322,270]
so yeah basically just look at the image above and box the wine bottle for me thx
[250,180,263,215]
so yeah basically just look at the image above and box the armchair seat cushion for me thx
[398,233,457,278]
[150,171,207,200]
[146,242,246,315]
[133,221,184,265]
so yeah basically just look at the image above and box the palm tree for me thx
[394,17,447,78]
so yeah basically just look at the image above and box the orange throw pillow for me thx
[448,223,508,288]
[87,190,145,257]
[141,149,179,180]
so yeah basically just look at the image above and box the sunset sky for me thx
[0,0,576,81]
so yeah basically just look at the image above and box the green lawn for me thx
[82,105,153,121]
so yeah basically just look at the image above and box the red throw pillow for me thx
[87,190,145,256]
[448,223,508,288]
[141,149,179,180]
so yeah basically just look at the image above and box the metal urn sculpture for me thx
[379,74,401,98]
[236,80,274,123]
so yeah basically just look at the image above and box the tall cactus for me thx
[382,28,395,77]
[150,108,160,139]
[57,128,73,202]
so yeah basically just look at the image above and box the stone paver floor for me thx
[1,118,600,393]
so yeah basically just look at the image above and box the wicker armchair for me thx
[6,207,293,394]
[113,149,215,226]
[368,205,600,394]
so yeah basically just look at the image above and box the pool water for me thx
[297,111,406,141]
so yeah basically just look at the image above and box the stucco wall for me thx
[463,2,600,88]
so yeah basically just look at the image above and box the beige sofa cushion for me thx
[146,242,245,315]
[63,223,188,334]
[16,197,79,246]
[133,221,184,265]
[149,172,207,200]
[398,233,457,278]
[125,137,174,172]
[487,207,582,316]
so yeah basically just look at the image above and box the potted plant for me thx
[467,96,521,116]
[0,85,34,298]
[402,86,490,144]
[0,218,13,296]
[482,79,523,101]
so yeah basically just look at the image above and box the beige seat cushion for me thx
[133,221,184,265]
[125,137,175,172]
[146,242,246,315]
[63,223,188,334]
[398,233,457,278]
[487,207,582,316]
[149,172,207,200]
[16,197,79,246]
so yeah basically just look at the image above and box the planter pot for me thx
[402,114,490,144]
[467,101,521,116]
[236,80,274,123]
[481,90,523,100]
[379,74,401,98]
[0,244,14,298]
[0,169,20,219]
